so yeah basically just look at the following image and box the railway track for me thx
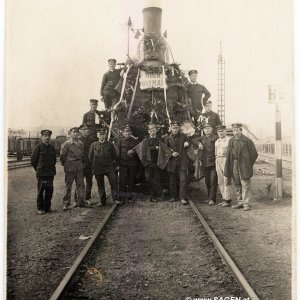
[48,198,259,300]
[7,160,32,170]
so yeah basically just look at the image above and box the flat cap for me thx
[188,70,198,76]
[108,58,117,63]
[90,99,98,104]
[123,124,132,131]
[69,127,80,132]
[79,123,89,130]
[231,123,243,128]
[148,123,157,130]
[170,120,180,127]
[41,129,52,136]
[217,125,227,131]
[96,127,107,134]
[203,123,213,128]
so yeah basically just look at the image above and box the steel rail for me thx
[49,203,118,300]
[187,196,260,300]
[7,162,32,170]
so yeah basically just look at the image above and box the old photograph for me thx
[5,0,294,299]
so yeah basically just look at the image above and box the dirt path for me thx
[65,200,245,300]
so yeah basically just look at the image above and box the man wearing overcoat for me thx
[31,129,57,214]
[224,123,258,211]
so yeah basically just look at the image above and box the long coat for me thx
[224,134,258,179]
[164,133,189,173]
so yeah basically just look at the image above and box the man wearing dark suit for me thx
[224,123,258,211]
[187,70,211,113]
[89,127,120,206]
[200,123,219,205]
[82,99,110,140]
[100,59,123,110]
[201,100,222,133]
[164,121,190,205]
[31,129,57,215]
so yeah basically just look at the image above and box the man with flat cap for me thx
[224,123,258,211]
[164,120,190,205]
[200,123,219,205]
[100,59,124,110]
[187,70,211,114]
[31,129,57,215]
[143,123,168,202]
[89,126,120,206]
[201,100,222,133]
[60,127,85,211]
[118,125,139,203]
[73,123,95,205]
[82,99,110,141]
[215,125,232,207]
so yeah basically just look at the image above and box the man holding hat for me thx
[31,129,57,215]
[118,125,139,203]
[224,123,258,211]
[187,70,211,113]
[201,100,222,133]
[200,123,219,205]
[89,127,120,206]
[164,120,190,205]
[100,59,124,110]
[60,127,85,211]
[215,125,232,207]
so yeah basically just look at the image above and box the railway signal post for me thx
[268,85,284,200]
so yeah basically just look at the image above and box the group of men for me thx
[30,61,258,214]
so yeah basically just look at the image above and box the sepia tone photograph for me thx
[4,0,295,299]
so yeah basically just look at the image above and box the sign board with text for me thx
[139,70,166,90]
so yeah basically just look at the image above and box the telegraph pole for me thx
[268,85,283,199]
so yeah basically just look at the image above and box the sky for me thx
[5,0,294,139]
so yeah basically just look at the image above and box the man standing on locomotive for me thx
[224,123,258,211]
[60,127,85,211]
[187,70,211,113]
[100,59,124,110]
[89,127,120,206]
[31,129,57,215]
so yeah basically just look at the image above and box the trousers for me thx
[95,172,118,204]
[63,160,85,206]
[232,160,252,205]
[119,165,135,200]
[74,165,93,201]
[169,166,187,200]
[203,166,218,201]
[216,157,232,200]
[36,176,54,211]
[145,166,163,197]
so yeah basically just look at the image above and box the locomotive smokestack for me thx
[142,0,162,37]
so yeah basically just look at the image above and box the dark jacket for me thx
[31,143,56,176]
[118,137,139,167]
[202,111,222,132]
[89,140,117,175]
[147,135,162,167]
[164,133,189,172]
[224,134,258,179]
[79,135,95,167]
[100,69,122,96]
[187,83,211,111]
[200,134,219,167]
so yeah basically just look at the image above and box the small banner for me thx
[139,70,166,90]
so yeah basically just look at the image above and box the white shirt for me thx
[215,136,230,157]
